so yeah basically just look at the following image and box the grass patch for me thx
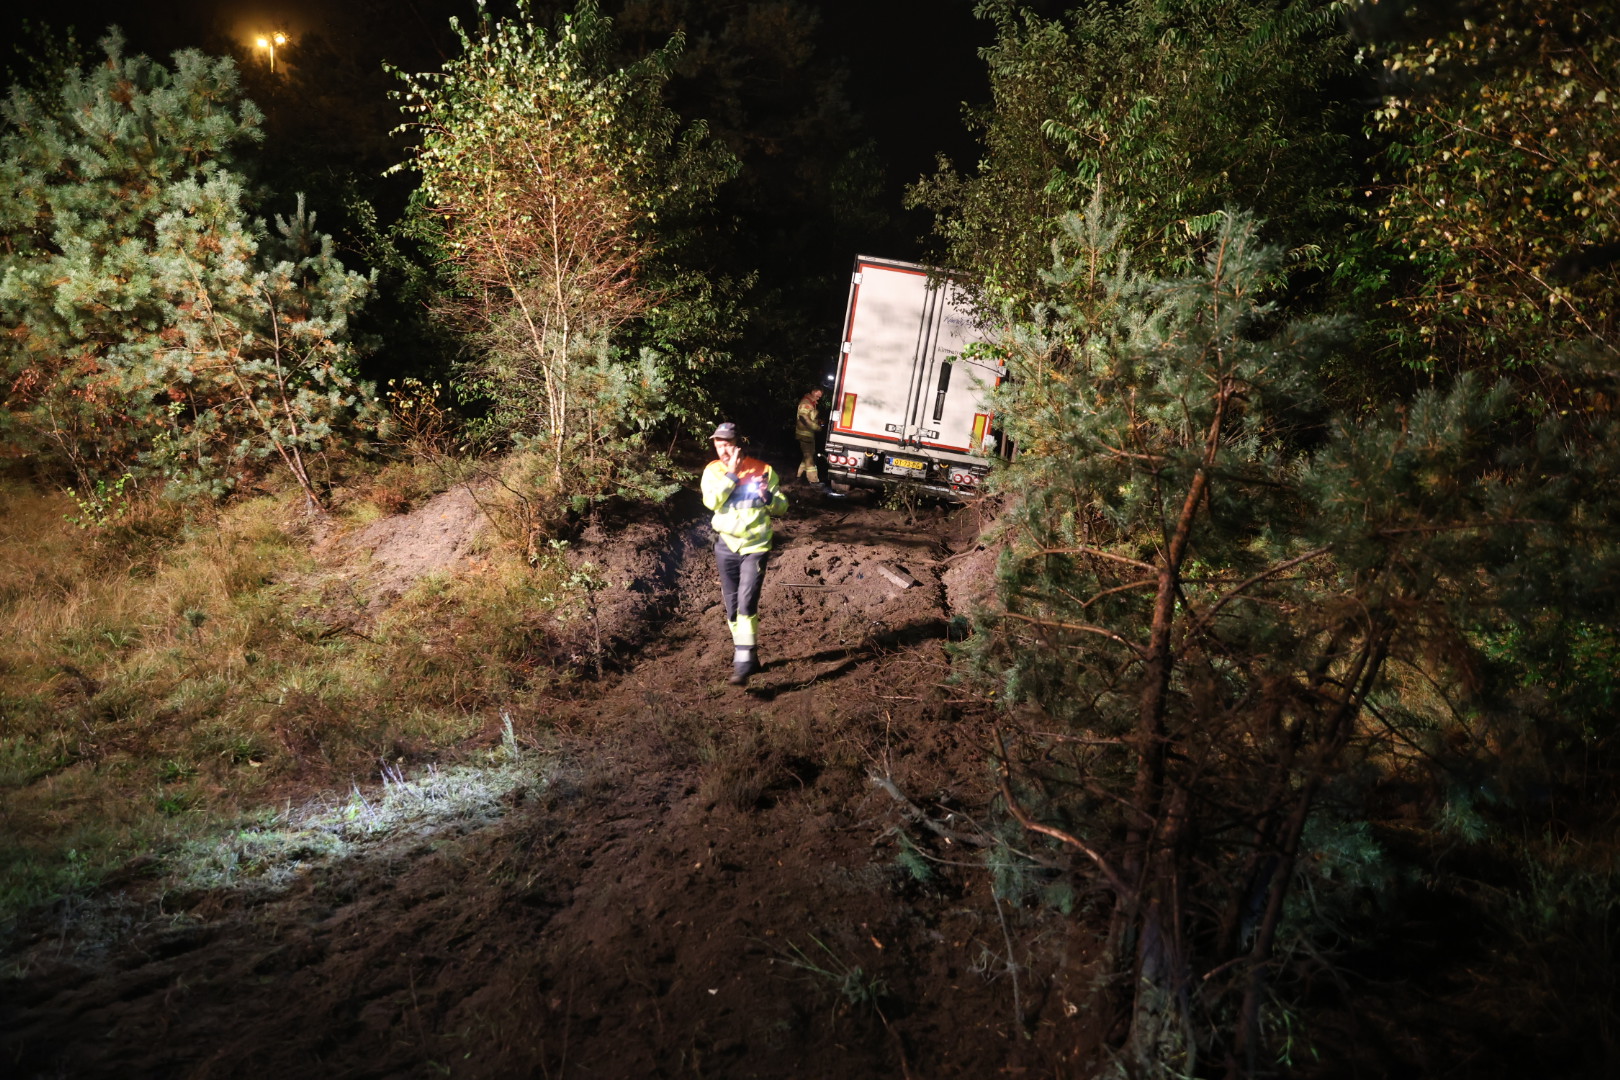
[772,934,892,1017]
[171,717,552,895]
[0,468,575,926]
[2,721,556,964]
[693,707,828,812]
[336,455,483,524]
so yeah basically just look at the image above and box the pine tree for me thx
[0,31,375,507]
[972,202,1620,1074]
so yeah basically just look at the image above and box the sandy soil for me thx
[0,472,1108,1079]
[333,484,492,613]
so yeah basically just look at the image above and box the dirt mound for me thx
[1,480,1109,1079]
[335,484,490,608]
[941,541,998,618]
[560,517,694,666]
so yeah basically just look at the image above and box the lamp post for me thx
[255,32,287,73]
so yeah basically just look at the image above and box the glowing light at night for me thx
[256,32,288,73]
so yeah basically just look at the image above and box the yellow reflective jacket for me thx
[702,456,788,553]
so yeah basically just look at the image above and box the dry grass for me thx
[0,467,573,917]
[695,707,829,812]
[334,455,483,526]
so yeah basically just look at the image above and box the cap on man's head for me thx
[710,422,739,442]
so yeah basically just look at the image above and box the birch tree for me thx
[391,0,734,488]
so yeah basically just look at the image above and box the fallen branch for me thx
[868,773,991,848]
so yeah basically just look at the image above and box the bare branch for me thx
[1032,545,1158,573]
[995,610,1148,658]
[994,727,1136,900]
[1181,546,1333,639]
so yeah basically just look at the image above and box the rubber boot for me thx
[729,645,757,686]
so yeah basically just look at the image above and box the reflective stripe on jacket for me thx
[702,457,788,554]
[796,395,820,438]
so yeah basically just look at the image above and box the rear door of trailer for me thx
[829,256,997,478]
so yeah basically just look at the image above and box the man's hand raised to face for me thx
[715,441,741,472]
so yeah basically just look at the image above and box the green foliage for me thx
[390,0,736,503]
[970,203,1620,1072]
[0,33,377,505]
[894,831,937,885]
[338,181,464,389]
[1357,0,1620,373]
[63,473,135,530]
[910,0,1358,310]
[1479,618,1620,744]
[1283,812,1392,937]
[4,21,85,92]
[1492,844,1620,1050]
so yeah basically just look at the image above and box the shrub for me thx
[0,32,376,507]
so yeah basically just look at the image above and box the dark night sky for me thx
[8,0,991,211]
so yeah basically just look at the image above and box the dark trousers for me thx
[715,540,768,626]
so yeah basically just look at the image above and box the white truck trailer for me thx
[822,255,1002,497]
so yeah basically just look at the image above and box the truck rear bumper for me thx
[829,468,978,502]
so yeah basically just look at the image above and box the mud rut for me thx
[3,489,1101,1079]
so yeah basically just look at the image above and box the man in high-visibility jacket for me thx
[701,422,789,686]
[795,388,824,484]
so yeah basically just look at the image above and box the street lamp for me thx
[256,32,287,73]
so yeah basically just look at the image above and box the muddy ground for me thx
[1,466,1109,1079]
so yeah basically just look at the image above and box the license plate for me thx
[887,456,925,472]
